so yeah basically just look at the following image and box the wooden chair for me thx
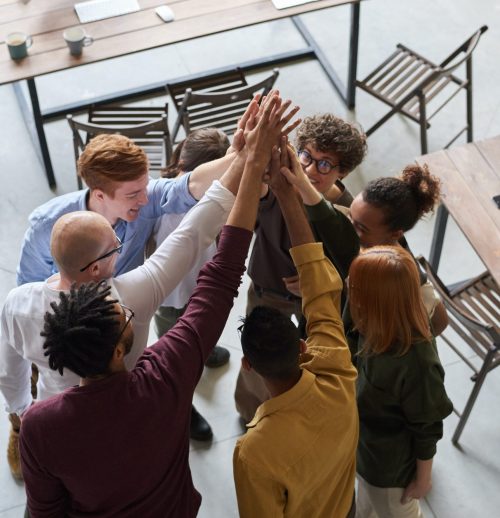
[417,256,500,445]
[356,26,488,153]
[166,67,279,142]
[67,104,172,189]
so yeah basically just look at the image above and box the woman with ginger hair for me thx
[348,245,453,518]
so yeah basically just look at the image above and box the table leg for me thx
[429,204,449,272]
[291,1,360,109]
[13,78,56,189]
[346,1,360,109]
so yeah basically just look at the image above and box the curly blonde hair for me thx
[295,114,367,175]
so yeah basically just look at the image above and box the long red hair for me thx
[348,245,431,355]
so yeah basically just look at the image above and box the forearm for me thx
[274,190,314,247]
[219,152,247,195]
[296,176,322,206]
[416,458,433,483]
[187,153,236,200]
[306,199,359,279]
[226,152,267,231]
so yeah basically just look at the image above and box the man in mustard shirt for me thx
[233,142,358,518]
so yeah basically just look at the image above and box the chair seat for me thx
[448,271,500,371]
[357,44,466,125]
[417,256,500,444]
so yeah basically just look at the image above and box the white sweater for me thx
[0,181,234,415]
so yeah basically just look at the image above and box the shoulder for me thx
[28,191,86,227]
[3,283,45,316]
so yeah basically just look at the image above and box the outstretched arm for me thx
[186,99,260,200]
[146,92,300,384]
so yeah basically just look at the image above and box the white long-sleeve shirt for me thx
[154,215,217,310]
[0,181,234,415]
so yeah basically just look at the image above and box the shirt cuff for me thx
[204,180,236,212]
[290,242,325,266]
[304,198,335,222]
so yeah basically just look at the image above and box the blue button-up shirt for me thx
[16,175,195,285]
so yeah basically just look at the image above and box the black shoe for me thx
[205,346,230,368]
[190,406,213,441]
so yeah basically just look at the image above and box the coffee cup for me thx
[6,32,33,60]
[63,27,93,56]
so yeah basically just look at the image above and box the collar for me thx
[247,369,316,428]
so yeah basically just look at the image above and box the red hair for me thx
[348,246,431,355]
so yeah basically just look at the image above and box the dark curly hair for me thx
[42,281,121,378]
[239,306,300,380]
[363,164,441,232]
[162,128,230,178]
[295,114,367,175]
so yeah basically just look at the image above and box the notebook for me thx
[74,0,140,24]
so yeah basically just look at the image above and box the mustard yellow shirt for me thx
[233,243,358,518]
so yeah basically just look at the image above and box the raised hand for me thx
[245,92,300,160]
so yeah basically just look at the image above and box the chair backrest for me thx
[405,25,489,97]
[439,25,488,74]
[417,256,500,361]
[167,67,248,112]
[67,106,172,188]
[167,68,280,140]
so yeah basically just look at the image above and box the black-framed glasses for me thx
[79,236,123,272]
[116,304,134,344]
[298,150,340,176]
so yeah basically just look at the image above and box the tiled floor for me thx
[1,0,499,516]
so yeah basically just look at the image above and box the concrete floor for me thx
[1,0,499,516]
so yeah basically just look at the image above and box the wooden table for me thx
[416,135,500,286]
[0,0,361,188]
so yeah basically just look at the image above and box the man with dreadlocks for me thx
[17,92,298,517]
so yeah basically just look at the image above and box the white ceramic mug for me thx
[63,27,93,56]
[6,32,33,60]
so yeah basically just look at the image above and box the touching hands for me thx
[244,91,300,158]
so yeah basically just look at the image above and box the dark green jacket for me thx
[355,338,453,487]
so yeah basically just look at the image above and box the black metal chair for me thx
[357,26,488,153]
[417,256,500,445]
[67,104,172,189]
[166,67,279,142]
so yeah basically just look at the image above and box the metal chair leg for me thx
[466,59,473,142]
[419,93,428,154]
[452,346,497,445]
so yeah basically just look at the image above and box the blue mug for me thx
[7,32,33,60]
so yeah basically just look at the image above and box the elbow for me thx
[431,301,449,336]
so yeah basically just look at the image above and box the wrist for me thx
[298,183,322,206]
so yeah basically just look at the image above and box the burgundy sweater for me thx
[20,225,252,518]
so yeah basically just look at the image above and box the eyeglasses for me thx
[79,236,123,272]
[116,304,134,344]
[298,150,340,176]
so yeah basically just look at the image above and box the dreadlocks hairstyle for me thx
[42,281,121,378]
[239,306,301,380]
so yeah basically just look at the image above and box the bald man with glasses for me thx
[0,146,249,476]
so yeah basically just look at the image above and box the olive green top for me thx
[355,337,453,487]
